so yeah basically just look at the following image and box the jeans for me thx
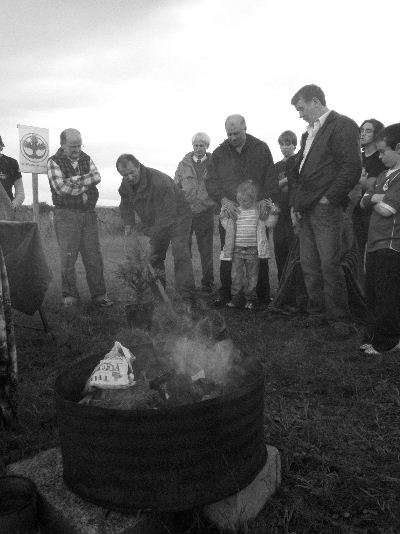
[364,249,400,351]
[189,209,214,288]
[231,247,259,302]
[150,214,195,294]
[299,203,349,321]
[54,208,106,299]
[218,222,270,303]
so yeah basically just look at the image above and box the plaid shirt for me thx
[47,157,100,196]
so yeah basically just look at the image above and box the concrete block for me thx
[203,445,281,533]
[7,448,160,534]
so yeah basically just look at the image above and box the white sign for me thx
[18,124,49,174]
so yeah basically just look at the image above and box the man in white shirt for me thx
[290,85,361,336]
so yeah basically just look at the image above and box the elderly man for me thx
[47,128,111,307]
[175,132,215,291]
[206,115,279,307]
[0,135,25,218]
[290,84,361,334]
[117,153,195,296]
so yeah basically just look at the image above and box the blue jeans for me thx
[189,208,214,288]
[218,222,270,303]
[299,203,350,321]
[231,247,259,302]
[54,208,106,299]
[364,249,400,351]
[150,214,195,294]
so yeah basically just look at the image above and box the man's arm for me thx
[372,177,400,217]
[205,152,223,204]
[324,120,362,205]
[12,178,25,208]
[144,182,178,240]
[118,180,137,227]
[47,158,100,196]
[261,143,279,203]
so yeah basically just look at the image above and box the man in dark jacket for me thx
[206,115,279,307]
[117,154,195,295]
[290,85,362,333]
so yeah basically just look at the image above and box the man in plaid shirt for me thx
[47,128,112,307]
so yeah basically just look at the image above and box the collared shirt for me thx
[47,157,101,196]
[299,109,331,171]
[192,155,207,164]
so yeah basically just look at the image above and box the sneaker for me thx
[93,295,113,307]
[359,343,371,351]
[244,301,256,311]
[63,296,78,307]
[360,343,381,355]
[226,301,236,308]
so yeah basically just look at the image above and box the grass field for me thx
[2,212,400,533]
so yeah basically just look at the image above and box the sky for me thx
[1,0,399,206]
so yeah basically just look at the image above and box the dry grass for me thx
[2,209,400,533]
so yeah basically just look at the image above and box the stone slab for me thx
[203,445,281,533]
[8,445,281,534]
[7,448,160,534]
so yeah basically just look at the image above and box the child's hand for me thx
[221,198,239,219]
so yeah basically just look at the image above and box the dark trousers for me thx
[218,222,270,303]
[274,234,294,282]
[189,209,214,288]
[352,206,371,283]
[54,208,106,299]
[364,249,400,351]
[150,214,195,294]
[299,204,349,321]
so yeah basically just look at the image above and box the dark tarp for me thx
[0,221,52,315]
[273,235,369,323]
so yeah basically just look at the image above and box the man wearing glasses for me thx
[47,128,111,308]
[206,115,279,308]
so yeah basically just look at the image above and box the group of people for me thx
[1,83,399,356]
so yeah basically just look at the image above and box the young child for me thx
[274,130,297,281]
[220,180,278,310]
[359,123,400,355]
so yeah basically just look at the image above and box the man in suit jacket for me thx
[290,85,362,334]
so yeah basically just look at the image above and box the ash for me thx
[81,300,261,410]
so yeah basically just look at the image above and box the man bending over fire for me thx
[116,153,195,297]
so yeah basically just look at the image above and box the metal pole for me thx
[32,172,39,222]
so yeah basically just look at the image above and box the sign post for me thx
[17,125,49,222]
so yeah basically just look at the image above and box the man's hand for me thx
[371,193,385,204]
[221,197,239,219]
[359,168,368,188]
[318,196,330,205]
[360,193,371,209]
[278,176,288,188]
[290,206,302,226]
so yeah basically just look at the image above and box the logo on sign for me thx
[20,133,49,162]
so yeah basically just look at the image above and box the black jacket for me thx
[119,165,191,240]
[205,134,279,205]
[291,111,362,212]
